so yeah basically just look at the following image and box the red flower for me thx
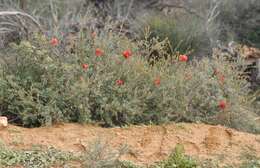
[116,79,124,86]
[122,49,132,59]
[82,63,89,70]
[95,48,103,57]
[219,100,227,110]
[154,78,161,86]
[50,37,59,46]
[179,55,188,62]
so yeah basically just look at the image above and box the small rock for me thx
[0,116,8,128]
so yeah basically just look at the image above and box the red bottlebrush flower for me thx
[122,49,132,59]
[219,100,227,110]
[50,37,59,46]
[82,64,89,70]
[116,79,124,86]
[154,78,161,86]
[95,48,103,57]
[179,55,188,62]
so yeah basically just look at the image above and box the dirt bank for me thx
[0,123,260,166]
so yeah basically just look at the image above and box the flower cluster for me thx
[179,55,188,62]
[49,36,230,114]
[50,37,59,46]
[116,79,124,86]
[95,48,104,57]
[123,50,132,59]
[219,100,227,110]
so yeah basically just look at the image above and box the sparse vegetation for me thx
[151,145,197,168]
[83,139,128,168]
[1,139,259,168]
[0,141,76,168]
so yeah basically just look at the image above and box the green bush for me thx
[152,145,197,168]
[217,0,260,48]
[140,12,209,58]
[0,31,258,132]
[0,34,87,127]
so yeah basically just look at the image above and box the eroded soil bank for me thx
[0,123,260,166]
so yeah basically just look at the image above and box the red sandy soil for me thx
[0,123,260,166]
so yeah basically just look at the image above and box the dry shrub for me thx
[0,31,258,133]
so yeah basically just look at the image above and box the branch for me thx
[0,11,43,32]
[160,4,205,20]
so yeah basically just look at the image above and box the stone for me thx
[0,116,8,128]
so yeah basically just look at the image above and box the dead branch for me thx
[0,11,42,32]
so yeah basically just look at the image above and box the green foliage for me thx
[239,150,260,168]
[1,139,259,168]
[120,162,142,168]
[82,142,198,168]
[0,31,258,132]
[0,142,74,168]
[83,139,128,168]
[217,0,260,47]
[152,145,197,168]
[142,13,208,56]
[240,160,260,168]
[0,34,89,127]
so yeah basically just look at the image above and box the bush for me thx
[140,13,209,58]
[152,145,197,168]
[217,0,260,48]
[0,31,258,132]
[0,34,89,127]
[83,139,128,168]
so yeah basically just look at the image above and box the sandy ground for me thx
[0,123,260,166]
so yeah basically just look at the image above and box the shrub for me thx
[82,140,198,168]
[140,13,209,58]
[217,0,260,48]
[0,31,258,133]
[152,145,197,168]
[0,34,90,127]
[240,160,260,168]
[83,139,128,168]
